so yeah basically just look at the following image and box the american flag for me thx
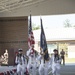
[28,15,35,54]
[40,18,49,61]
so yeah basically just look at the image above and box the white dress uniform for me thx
[15,54,27,75]
[26,49,37,75]
[38,54,50,75]
[49,55,61,75]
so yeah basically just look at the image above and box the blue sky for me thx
[32,14,75,29]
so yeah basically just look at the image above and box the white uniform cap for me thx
[18,48,23,51]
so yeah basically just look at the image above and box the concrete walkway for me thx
[49,64,75,75]
[0,64,75,75]
[60,64,75,75]
[0,66,16,73]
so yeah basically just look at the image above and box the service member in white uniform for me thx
[38,48,50,75]
[26,46,37,75]
[49,49,61,75]
[15,48,27,75]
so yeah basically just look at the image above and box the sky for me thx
[32,14,75,29]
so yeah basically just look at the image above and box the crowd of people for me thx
[15,47,64,75]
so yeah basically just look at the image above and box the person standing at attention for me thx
[60,49,65,65]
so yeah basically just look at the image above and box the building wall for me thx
[0,16,28,65]
[35,41,75,57]
[68,43,75,58]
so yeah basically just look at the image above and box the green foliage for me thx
[63,19,72,28]
[73,25,75,27]
[59,43,68,56]
[32,23,40,30]
[59,43,68,51]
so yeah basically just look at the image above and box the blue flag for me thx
[40,18,49,60]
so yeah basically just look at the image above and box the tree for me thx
[73,25,75,28]
[63,19,72,28]
[32,23,40,30]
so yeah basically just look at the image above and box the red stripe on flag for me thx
[28,32,35,48]
[28,15,35,54]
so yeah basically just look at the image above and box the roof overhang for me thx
[0,0,75,17]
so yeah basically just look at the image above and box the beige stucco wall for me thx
[0,16,28,65]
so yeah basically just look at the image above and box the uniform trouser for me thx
[61,56,65,65]
[52,64,61,75]
[17,64,26,75]
[39,64,49,75]
[27,63,37,75]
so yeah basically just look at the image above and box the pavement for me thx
[49,64,75,75]
[0,64,75,75]
[0,66,16,73]
[60,64,75,75]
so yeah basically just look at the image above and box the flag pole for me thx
[40,17,49,61]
